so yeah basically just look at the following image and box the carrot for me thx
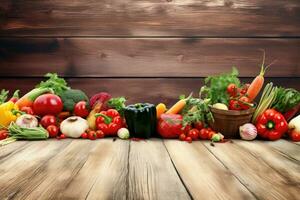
[16,88,53,109]
[156,103,167,118]
[166,93,192,114]
[246,51,275,101]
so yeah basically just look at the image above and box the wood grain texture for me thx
[0,78,299,105]
[1,0,300,37]
[128,139,190,200]
[0,140,72,199]
[61,139,129,200]
[266,140,300,161]
[235,140,300,185]
[164,140,255,200]
[1,140,299,199]
[203,141,300,200]
[0,38,300,77]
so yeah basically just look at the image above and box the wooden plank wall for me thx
[0,0,299,104]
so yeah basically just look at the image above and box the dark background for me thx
[0,0,299,104]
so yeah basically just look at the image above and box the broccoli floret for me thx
[59,89,89,112]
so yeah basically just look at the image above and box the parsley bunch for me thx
[201,67,240,105]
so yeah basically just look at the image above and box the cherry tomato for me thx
[40,115,57,128]
[96,130,105,138]
[74,101,90,118]
[183,124,192,135]
[239,96,250,110]
[289,131,300,142]
[47,125,59,138]
[88,131,97,140]
[20,106,34,115]
[188,129,199,140]
[229,99,241,110]
[227,83,237,97]
[199,128,209,140]
[185,136,192,143]
[0,130,9,140]
[208,131,216,140]
[59,134,66,139]
[179,134,186,141]
[81,132,88,139]
[240,83,250,95]
[194,121,204,130]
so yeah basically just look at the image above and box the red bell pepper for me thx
[256,109,288,140]
[157,114,189,138]
[95,109,123,136]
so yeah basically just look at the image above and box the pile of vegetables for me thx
[0,54,300,146]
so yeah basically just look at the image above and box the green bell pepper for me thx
[124,103,157,138]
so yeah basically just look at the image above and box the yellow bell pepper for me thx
[0,101,19,127]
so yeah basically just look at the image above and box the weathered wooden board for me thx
[235,140,300,185]
[0,78,299,105]
[164,140,256,200]
[58,139,129,200]
[1,140,299,199]
[0,38,299,77]
[1,0,300,36]
[0,140,72,199]
[265,140,300,161]
[203,141,300,200]
[128,139,190,200]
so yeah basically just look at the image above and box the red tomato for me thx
[208,131,216,140]
[194,121,204,130]
[240,84,250,95]
[289,131,300,142]
[183,124,192,135]
[239,96,250,110]
[88,131,97,140]
[96,130,105,138]
[74,101,89,118]
[199,128,209,140]
[81,132,88,139]
[40,115,57,128]
[188,129,199,140]
[179,134,186,141]
[59,134,66,139]
[33,94,63,116]
[0,130,9,140]
[185,136,192,143]
[47,125,59,138]
[227,83,237,97]
[229,99,241,110]
[20,106,34,115]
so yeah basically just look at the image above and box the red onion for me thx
[239,123,257,140]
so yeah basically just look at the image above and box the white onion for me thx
[16,114,38,128]
[239,123,257,140]
[60,116,88,138]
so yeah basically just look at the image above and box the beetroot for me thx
[89,92,111,110]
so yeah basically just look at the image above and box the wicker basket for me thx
[209,107,256,138]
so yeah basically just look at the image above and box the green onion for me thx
[0,122,49,146]
[252,83,278,123]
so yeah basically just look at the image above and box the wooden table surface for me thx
[0,139,299,200]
